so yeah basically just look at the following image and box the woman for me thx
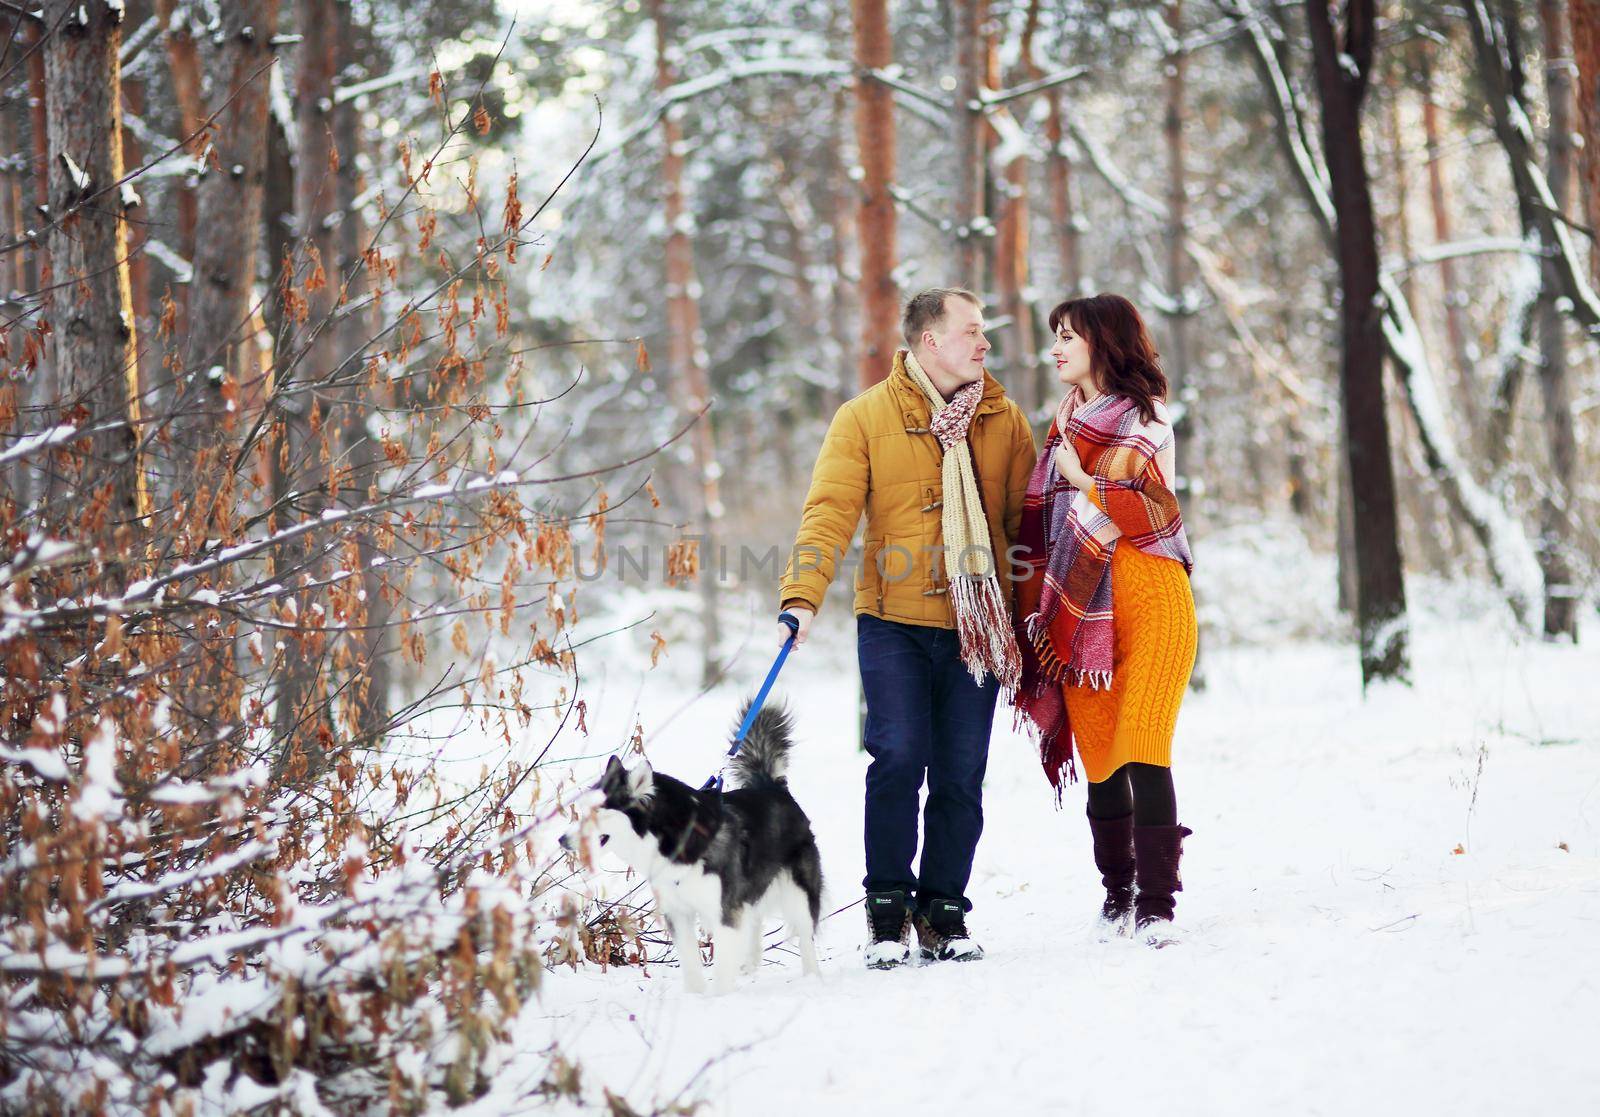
[1011,293,1198,944]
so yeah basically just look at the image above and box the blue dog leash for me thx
[702,610,801,792]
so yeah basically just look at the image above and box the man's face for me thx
[922,297,990,385]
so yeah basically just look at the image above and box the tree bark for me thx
[653,0,723,685]
[1573,1,1600,286]
[1418,46,1480,437]
[155,0,201,316]
[42,0,147,535]
[331,0,391,734]
[1162,0,1194,500]
[2,17,39,505]
[954,0,986,285]
[119,6,154,426]
[852,0,898,388]
[1536,0,1581,640]
[1021,0,1079,298]
[825,80,859,413]
[292,0,337,398]
[994,146,1034,412]
[10,16,51,510]
[0,74,22,301]
[177,0,281,501]
[1304,0,1410,684]
[261,76,295,371]
[1383,69,1416,316]
[996,19,1035,418]
[274,0,339,755]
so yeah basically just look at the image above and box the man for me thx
[777,288,1037,967]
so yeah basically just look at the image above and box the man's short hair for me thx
[901,287,982,349]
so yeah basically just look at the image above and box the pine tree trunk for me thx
[1162,0,1205,688]
[994,18,1034,421]
[155,0,201,318]
[293,0,337,399]
[1046,93,1079,292]
[1418,47,1480,438]
[13,17,51,510]
[261,89,296,367]
[1537,0,1581,640]
[1384,73,1416,315]
[653,0,723,684]
[42,0,147,536]
[995,146,1034,414]
[0,84,20,302]
[1020,0,1078,300]
[1383,67,1449,581]
[1570,1,1600,288]
[274,0,339,757]
[1,26,38,503]
[331,0,392,734]
[26,11,50,294]
[120,50,153,427]
[178,0,281,500]
[954,0,986,285]
[852,0,898,388]
[981,22,1001,301]
[1163,0,1194,501]
[1304,0,1410,684]
[825,80,858,413]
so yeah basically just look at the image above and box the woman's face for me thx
[1050,320,1096,393]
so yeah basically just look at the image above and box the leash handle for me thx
[702,611,801,792]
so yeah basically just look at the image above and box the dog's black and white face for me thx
[557,755,654,862]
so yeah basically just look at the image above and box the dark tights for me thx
[1085,763,1177,827]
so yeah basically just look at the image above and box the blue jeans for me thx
[857,613,1000,911]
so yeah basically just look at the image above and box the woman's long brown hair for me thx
[1048,293,1169,425]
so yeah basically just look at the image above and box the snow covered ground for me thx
[462,531,1600,1115]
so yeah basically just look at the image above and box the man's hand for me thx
[780,606,815,648]
[1053,441,1094,492]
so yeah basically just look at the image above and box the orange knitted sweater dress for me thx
[1061,541,1197,783]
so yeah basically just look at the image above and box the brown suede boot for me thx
[1086,808,1135,931]
[1133,824,1193,940]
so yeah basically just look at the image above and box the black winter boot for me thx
[1087,808,1135,933]
[914,898,984,962]
[864,889,912,969]
[1133,824,1193,944]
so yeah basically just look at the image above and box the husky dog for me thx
[559,701,824,993]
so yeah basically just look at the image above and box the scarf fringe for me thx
[950,575,1021,690]
[1069,668,1114,691]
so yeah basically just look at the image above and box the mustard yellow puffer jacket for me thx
[779,349,1038,628]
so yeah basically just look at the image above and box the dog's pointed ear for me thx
[627,757,653,797]
[602,754,625,787]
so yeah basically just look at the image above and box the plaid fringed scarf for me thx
[902,351,1022,690]
[1011,388,1194,801]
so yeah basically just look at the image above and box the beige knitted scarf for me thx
[903,350,1022,690]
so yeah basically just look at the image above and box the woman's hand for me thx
[1053,440,1094,491]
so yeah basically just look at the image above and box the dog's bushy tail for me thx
[725,698,795,789]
